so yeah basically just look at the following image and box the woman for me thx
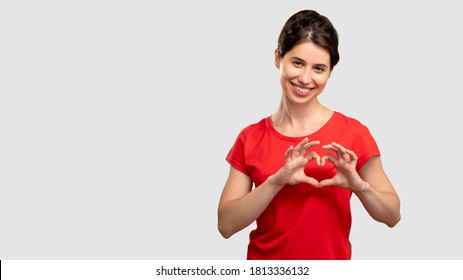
[217,10,400,260]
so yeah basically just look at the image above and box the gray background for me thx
[1,0,462,259]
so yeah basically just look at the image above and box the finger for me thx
[284,145,294,162]
[331,142,347,160]
[302,141,320,163]
[322,153,338,167]
[303,140,320,150]
[303,176,319,188]
[327,142,353,161]
[306,151,321,166]
[332,143,355,163]
[293,138,309,156]
[342,152,350,163]
[323,143,343,159]
[322,143,333,150]
[319,178,336,188]
[331,142,347,152]
[320,153,329,166]
[345,148,358,162]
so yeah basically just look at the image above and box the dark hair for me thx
[277,10,340,69]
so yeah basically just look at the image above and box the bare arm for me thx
[217,138,320,238]
[217,166,283,239]
[320,142,401,227]
[355,156,401,227]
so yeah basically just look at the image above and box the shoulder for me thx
[334,111,365,126]
[331,111,376,143]
[334,112,380,169]
[333,111,370,132]
[226,117,270,172]
[236,117,269,139]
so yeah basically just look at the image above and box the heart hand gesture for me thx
[271,137,321,187]
[319,142,366,191]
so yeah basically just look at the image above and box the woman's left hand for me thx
[319,142,367,192]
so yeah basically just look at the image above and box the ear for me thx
[274,48,280,69]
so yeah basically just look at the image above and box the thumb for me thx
[304,177,319,188]
[318,178,335,188]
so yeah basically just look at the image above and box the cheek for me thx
[313,74,330,86]
[281,65,299,80]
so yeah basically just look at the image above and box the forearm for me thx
[218,176,284,238]
[354,182,401,227]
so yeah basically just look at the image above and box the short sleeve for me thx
[353,123,381,171]
[226,127,250,176]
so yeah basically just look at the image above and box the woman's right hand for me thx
[269,137,321,188]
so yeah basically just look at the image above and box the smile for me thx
[292,83,313,95]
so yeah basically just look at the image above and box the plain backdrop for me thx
[1,0,462,260]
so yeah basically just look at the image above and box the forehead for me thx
[284,41,330,64]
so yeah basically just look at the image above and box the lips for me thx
[292,83,313,96]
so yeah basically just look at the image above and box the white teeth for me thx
[295,85,310,93]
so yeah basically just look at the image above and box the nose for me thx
[298,68,312,85]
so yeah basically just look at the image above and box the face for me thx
[275,41,331,105]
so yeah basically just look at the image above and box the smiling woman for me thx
[217,9,401,260]
[276,42,331,107]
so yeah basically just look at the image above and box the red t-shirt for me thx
[226,111,380,260]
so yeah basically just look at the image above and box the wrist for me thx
[267,174,286,191]
[353,180,370,194]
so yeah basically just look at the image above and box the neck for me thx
[271,96,332,136]
[274,96,325,123]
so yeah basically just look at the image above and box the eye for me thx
[292,61,303,68]
[314,66,326,73]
